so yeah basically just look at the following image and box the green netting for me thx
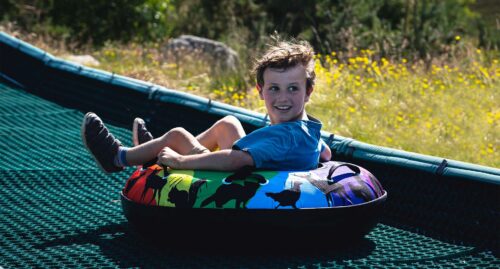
[0,77,499,268]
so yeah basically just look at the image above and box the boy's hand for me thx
[157,147,182,168]
[157,148,253,171]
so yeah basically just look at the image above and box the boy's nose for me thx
[275,96,288,103]
[275,91,288,101]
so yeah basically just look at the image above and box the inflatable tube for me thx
[121,161,387,242]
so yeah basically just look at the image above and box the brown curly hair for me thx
[253,39,316,89]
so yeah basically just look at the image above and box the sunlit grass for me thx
[308,50,499,168]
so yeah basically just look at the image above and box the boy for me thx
[82,38,331,172]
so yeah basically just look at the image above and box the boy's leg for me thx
[82,113,208,173]
[133,117,208,156]
[196,116,246,150]
[125,127,208,166]
[132,118,157,167]
[133,115,245,152]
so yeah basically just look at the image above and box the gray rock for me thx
[65,55,100,67]
[162,35,239,73]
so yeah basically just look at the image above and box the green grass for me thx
[309,52,499,168]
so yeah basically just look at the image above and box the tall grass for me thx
[309,50,499,168]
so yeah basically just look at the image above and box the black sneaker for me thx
[81,112,124,173]
[133,118,154,146]
[132,117,157,168]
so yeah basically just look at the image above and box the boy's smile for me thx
[259,65,313,124]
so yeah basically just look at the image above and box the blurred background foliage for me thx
[1,0,498,59]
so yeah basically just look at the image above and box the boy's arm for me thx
[320,145,332,161]
[157,147,254,171]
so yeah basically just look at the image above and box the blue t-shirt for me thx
[232,118,325,171]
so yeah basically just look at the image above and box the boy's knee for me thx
[164,127,189,140]
[218,115,241,129]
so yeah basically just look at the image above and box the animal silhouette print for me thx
[265,180,302,209]
[200,173,265,209]
[141,167,168,205]
[123,168,149,196]
[168,179,207,208]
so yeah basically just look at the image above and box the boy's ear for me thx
[305,86,314,102]
[256,84,264,100]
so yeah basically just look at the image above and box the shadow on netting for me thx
[36,222,377,268]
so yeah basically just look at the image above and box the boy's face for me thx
[258,64,313,124]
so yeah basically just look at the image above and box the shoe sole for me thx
[132,117,144,169]
[132,118,142,147]
[81,112,112,174]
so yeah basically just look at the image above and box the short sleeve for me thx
[319,139,327,152]
[233,126,293,169]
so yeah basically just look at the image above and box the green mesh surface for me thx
[0,82,498,268]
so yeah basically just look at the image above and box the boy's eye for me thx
[288,86,298,92]
[269,86,279,92]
